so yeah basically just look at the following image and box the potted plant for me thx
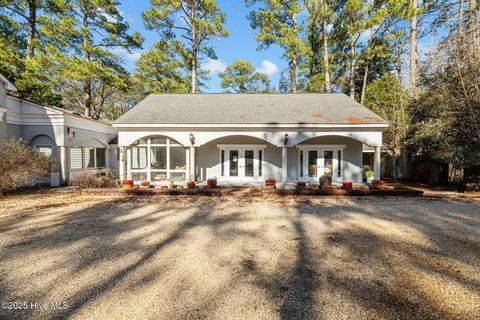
[319,165,333,189]
[365,170,375,184]
[371,180,385,189]
[207,177,217,188]
[186,181,196,189]
[265,178,276,189]
[140,181,150,189]
[297,181,306,190]
[342,181,353,189]
[122,179,133,189]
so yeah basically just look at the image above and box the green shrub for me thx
[0,138,52,192]
[71,171,119,188]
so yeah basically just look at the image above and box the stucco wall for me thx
[6,124,22,138]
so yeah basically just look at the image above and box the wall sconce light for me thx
[189,132,195,145]
[67,127,75,138]
[284,132,289,146]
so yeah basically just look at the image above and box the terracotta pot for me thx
[342,182,353,189]
[122,179,133,189]
[265,179,276,189]
[207,179,217,188]
[187,181,196,189]
[140,181,150,189]
[297,181,306,190]
[371,180,385,189]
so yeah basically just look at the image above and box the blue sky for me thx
[118,1,287,92]
[117,1,439,92]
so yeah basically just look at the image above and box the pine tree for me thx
[142,0,228,94]
[43,0,143,117]
[246,0,307,93]
[135,40,190,94]
[219,60,270,93]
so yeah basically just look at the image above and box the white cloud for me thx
[111,47,142,62]
[203,58,227,73]
[257,60,278,76]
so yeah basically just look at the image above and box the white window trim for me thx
[217,144,266,182]
[296,144,346,150]
[297,145,345,182]
[130,137,188,182]
[34,144,53,157]
[69,147,106,170]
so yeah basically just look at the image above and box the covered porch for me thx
[117,130,383,186]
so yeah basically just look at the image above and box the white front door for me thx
[224,147,262,183]
[301,147,343,183]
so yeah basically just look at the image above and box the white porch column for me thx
[189,146,196,181]
[126,147,132,180]
[119,147,125,180]
[59,146,68,185]
[281,146,288,185]
[374,146,381,180]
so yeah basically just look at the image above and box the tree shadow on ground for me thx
[0,196,478,319]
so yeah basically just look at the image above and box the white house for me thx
[0,73,118,186]
[1,70,388,187]
[113,94,388,185]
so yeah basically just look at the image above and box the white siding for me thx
[70,147,83,169]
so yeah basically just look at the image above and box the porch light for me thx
[284,132,289,145]
[189,132,195,145]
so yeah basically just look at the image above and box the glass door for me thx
[243,150,255,178]
[302,148,343,183]
[307,150,319,182]
[224,148,262,183]
[228,149,240,181]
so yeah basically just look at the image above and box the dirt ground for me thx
[0,192,479,320]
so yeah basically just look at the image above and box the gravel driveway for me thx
[0,192,479,319]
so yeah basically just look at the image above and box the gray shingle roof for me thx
[113,93,387,125]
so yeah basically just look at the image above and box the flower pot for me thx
[342,182,353,189]
[186,181,196,189]
[324,185,333,190]
[207,179,217,188]
[265,179,276,189]
[371,180,385,189]
[297,181,306,190]
[122,179,133,189]
[319,176,332,189]
[140,181,150,189]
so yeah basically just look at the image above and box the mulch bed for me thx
[262,187,424,197]
[80,187,423,197]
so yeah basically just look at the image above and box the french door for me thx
[301,147,343,183]
[221,146,264,183]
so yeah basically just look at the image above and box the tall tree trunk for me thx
[459,0,464,35]
[409,0,419,98]
[360,63,369,104]
[191,49,197,93]
[322,11,330,93]
[191,0,197,93]
[26,0,37,59]
[396,41,403,84]
[290,12,297,93]
[349,37,356,98]
[467,0,478,48]
[82,9,92,117]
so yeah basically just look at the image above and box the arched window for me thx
[130,136,187,182]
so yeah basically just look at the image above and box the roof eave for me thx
[112,123,389,128]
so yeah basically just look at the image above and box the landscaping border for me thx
[80,187,423,197]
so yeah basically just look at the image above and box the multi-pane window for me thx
[70,147,106,169]
[130,136,187,182]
